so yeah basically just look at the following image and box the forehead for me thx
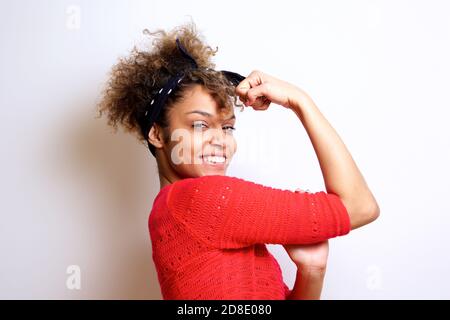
[170,84,235,120]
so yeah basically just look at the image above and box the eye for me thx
[192,121,208,129]
[223,125,236,133]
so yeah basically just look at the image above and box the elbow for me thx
[365,201,380,224]
[357,200,380,228]
[345,198,380,230]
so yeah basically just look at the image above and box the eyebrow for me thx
[185,110,235,120]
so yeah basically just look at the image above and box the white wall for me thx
[1,0,449,299]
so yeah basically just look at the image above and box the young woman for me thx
[97,22,380,300]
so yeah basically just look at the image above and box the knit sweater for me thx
[148,174,351,300]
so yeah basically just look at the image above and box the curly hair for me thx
[96,21,243,157]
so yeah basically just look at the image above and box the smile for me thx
[201,155,226,164]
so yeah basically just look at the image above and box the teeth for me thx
[203,155,225,164]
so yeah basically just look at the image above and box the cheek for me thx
[191,133,204,159]
[171,131,236,165]
[226,135,237,158]
[165,131,196,165]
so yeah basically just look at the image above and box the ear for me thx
[147,124,165,150]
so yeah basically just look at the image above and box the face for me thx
[156,84,237,179]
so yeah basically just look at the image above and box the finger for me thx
[236,71,263,103]
[235,79,252,103]
[258,97,271,110]
[246,83,269,106]
[249,97,270,110]
[236,70,263,92]
[251,94,271,110]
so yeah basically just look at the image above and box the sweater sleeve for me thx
[166,175,351,249]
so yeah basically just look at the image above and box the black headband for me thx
[140,37,246,157]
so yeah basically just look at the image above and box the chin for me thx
[177,165,227,180]
[194,164,228,177]
[178,157,232,178]
[199,167,228,177]
[195,156,231,177]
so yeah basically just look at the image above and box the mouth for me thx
[200,154,227,165]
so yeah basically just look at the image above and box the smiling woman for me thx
[157,84,239,177]
[96,20,378,300]
[96,21,243,157]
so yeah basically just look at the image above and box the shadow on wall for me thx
[38,96,163,299]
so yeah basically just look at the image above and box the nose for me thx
[208,127,226,148]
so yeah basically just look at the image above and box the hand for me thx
[283,188,329,271]
[235,70,308,110]
[283,241,329,272]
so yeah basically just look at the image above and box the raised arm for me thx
[236,70,380,230]
[289,92,380,230]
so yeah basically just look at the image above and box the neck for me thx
[159,173,176,189]
[156,150,181,190]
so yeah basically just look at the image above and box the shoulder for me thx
[169,174,250,191]
[166,175,289,211]
[148,189,167,233]
[166,175,256,207]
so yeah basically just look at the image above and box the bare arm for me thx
[287,266,326,300]
[289,91,380,230]
[284,238,329,300]
[236,70,380,230]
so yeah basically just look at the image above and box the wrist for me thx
[288,265,326,300]
[288,89,315,118]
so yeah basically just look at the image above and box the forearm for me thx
[289,91,380,229]
[286,266,326,300]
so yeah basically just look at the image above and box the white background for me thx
[1,0,449,299]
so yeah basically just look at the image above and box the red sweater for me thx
[148,175,351,300]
